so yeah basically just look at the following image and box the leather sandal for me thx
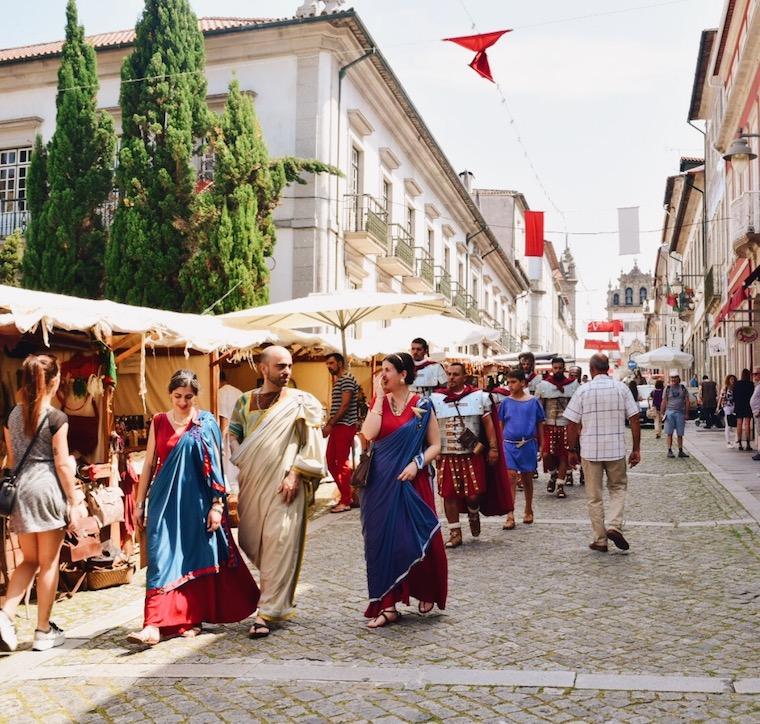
[556,485,566,498]
[502,513,515,530]
[367,609,400,629]
[445,527,463,548]
[248,621,270,639]
[467,507,481,537]
[523,512,534,524]
[418,601,434,615]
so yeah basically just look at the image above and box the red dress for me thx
[143,414,260,637]
[365,395,448,618]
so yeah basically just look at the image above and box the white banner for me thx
[707,336,727,356]
[618,206,640,255]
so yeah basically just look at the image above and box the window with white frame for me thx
[382,178,392,217]
[444,245,451,274]
[457,260,464,286]
[472,275,478,303]
[406,204,416,240]
[350,146,362,196]
[0,146,32,213]
[427,228,434,257]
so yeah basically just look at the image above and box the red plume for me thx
[443,30,512,82]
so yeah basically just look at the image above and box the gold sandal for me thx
[445,526,463,548]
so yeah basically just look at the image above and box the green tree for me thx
[28,0,115,297]
[0,230,24,287]
[21,134,48,288]
[180,79,340,313]
[105,0,209,309]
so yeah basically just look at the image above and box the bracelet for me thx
[368,408,383,416]
[413,453,425,470]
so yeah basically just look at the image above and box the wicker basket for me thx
[86,563,135,590]
[227,493,239,528]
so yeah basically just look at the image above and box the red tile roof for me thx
[0,17,274,64]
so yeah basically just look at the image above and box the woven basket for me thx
[227,493,239,528]
[86,563,135,591]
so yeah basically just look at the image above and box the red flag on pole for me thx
[524,210,544,257]
[443,30,512,83]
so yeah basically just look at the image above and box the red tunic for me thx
[143,414,260,637]
[365,395,448,617]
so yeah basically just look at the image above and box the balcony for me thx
[730,191,760,258]
[405,248,435,293]
[343,194,389,255]
[451,283,468,317]
[377,223,415,277]
[0,200,28,240]
[465,300,480,323]
[435,268,452,301]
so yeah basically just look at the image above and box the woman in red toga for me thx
[359,353,447,629]
[127,370,259,646]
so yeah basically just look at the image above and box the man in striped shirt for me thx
[324,353,360,513]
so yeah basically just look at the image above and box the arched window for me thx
[639,287,648,304]
[625,287,633,305]
[612,293,620,306]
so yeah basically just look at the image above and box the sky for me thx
[0,0,721,338]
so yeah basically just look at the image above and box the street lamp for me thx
[723,128,760,173]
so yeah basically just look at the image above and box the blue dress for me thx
[498,396,545,473]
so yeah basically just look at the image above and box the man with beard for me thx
[535,357,579,498]
[431,363,499,548]
[229,346,326,637]
[410,337,448,397]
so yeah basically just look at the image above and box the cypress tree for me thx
[31,0,115,297]
[0,230,24,286]
[180,79,339,313]
[21,134,48,289]
[106,0,209,310]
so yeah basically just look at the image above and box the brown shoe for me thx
[502,513,516,530]
[445,528,463,548]
[605,528,630,550]
[467,508,481,537]
[589,542,608,552]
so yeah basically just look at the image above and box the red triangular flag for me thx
[524,210,544,257]
[444,30,512,83]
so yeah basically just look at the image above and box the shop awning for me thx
[714,259,750,327]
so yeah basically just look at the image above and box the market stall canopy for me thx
[347,315,500,360]
[221,291,451,355]
[0,285,337,355]
[635,346,693,368]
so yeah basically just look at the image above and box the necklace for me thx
[169,409,193,427]
[254,387,280,411]
[389,390,411,416]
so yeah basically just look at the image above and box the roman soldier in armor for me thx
[518,352,542,395]
[535,357,579,498]
[410,337,448,397]
[431,363,499,548]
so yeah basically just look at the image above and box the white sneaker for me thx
[0,610,17,653]
[32,621,65,651]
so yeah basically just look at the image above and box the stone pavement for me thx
[1,428,760,722]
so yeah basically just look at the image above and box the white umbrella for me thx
[347,315,500,360]
[221,291,450,356]
[635,346,693,368]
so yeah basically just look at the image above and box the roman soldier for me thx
[410,337,447,397]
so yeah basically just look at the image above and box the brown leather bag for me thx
[86,485,124,527]
[350,446,373,489]
[60,517,101,563]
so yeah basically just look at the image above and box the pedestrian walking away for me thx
[660,373,690,458]
[650,380,664,439]
[565,353,641,553]
[498,368,545,526]
[323,352,360,513]
[430,363,500,548]
[0,354,79,653]
[718,375,737,448]
[732,369,754,450]
[535,357,579,498]
[128,370,259,647]
[699,374,718,429]
[359,353,447,629]
[229,347,326,638]
[409,337,447,397]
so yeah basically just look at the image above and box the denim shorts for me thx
[664,410,685,436]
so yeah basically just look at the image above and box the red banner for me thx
[587,320,624,334]
[524,210,544,257]
[443,30,512,83]
[584,339,620,351]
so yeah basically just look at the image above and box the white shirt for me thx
[750,382,760,417]
[218,383,243,420]
[563,374,639,462]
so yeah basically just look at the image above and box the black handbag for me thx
[0,412,50,519]
[350,445,373,489]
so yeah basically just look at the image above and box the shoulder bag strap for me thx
[10,410,51,480]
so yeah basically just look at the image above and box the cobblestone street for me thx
[2,428,760,722]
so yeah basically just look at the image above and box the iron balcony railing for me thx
[465,300,480,323]
[344,193,389,243]
[387,224,415,270]
[435,268,452,300]
[0,208,28,239]
[451,283,468,315]
[416,249,435,287]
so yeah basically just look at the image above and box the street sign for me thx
[627,360,637,370]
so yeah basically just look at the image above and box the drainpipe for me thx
[334,48,376,288]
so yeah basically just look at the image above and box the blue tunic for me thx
[498,396,545,473]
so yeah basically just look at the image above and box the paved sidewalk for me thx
[683,420,760,524]
[1,429,759,722]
